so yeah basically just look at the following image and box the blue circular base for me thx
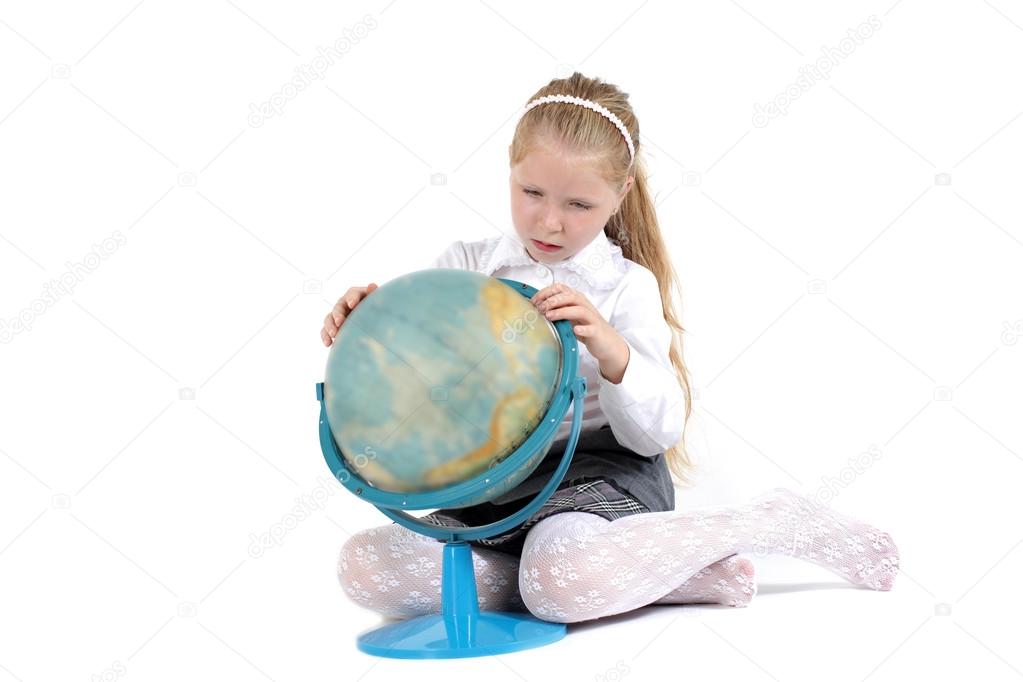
[356,610,566,659]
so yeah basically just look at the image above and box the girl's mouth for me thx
[532,239,562,252]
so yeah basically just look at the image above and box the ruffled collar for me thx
[480,230,628,291]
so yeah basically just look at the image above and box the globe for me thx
[323,268,564,504]
[315,267,589,659]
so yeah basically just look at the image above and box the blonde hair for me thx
[508,72,697,489]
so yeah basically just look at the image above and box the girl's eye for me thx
[522,189,590,210]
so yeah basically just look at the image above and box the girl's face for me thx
[509,144,632,263]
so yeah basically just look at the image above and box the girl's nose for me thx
[540,208,561,231]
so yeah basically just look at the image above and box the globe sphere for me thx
[323,269,564,500]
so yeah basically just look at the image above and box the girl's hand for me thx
[531,283,624,365]
[322,283,378,347]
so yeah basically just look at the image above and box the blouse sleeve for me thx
[597,266,687,457]
[430,240,469,270]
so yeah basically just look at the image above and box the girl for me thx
[322,72,899,623]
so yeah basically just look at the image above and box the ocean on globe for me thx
[323,268,564,498]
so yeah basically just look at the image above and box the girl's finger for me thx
[544,304,588,322]
[543,293,563,309]
[539,290,576,311]
[321,328,332,346]
[531,284,565,306]
[337,290,362,314]
[346,288,371,310]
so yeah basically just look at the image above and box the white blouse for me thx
[429,229,686,457]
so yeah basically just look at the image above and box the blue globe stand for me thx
[353,539,567,658]
[317,277,588,659]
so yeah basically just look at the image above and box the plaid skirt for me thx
[417,476,650,557]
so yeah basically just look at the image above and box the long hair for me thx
[508,72,697,489]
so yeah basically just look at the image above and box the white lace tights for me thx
[337,488,899,623]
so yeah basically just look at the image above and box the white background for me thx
[1,0,1021,680]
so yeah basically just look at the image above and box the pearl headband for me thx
[522,94,635,162]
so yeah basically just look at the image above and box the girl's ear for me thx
[616,175,635,207]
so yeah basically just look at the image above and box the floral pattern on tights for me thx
[517,488,898,623]
[337,488,898,624]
